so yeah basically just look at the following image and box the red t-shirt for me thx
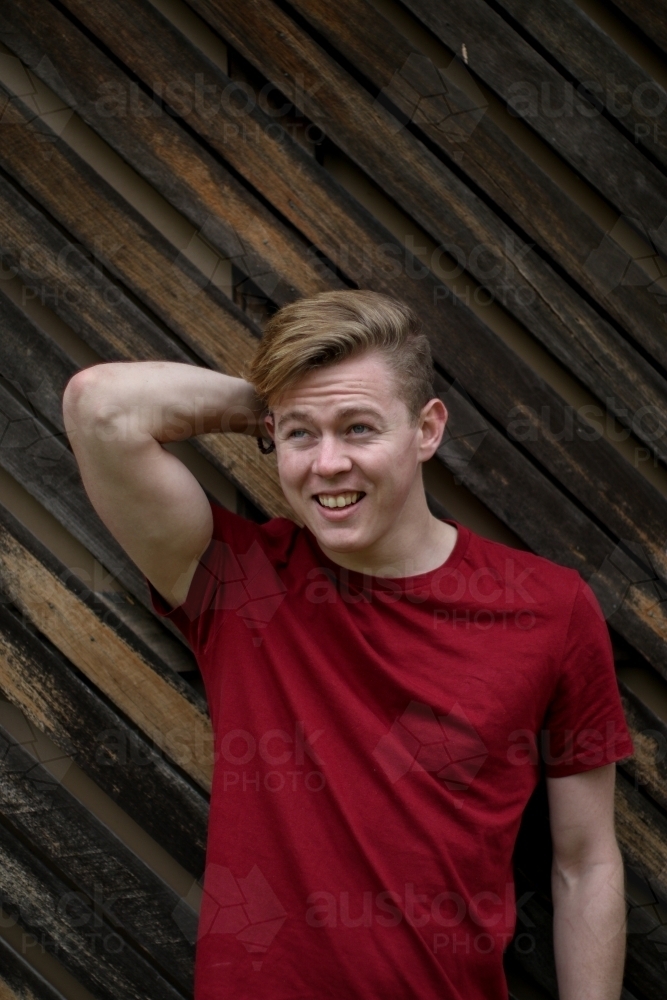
[147,500,634,1000]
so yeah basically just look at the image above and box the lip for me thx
[312,492,366,519]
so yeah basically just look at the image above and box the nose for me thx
[311,432,353,478]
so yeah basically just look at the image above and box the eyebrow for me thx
[277,406,384,430]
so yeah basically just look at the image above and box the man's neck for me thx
[316,493,459,579]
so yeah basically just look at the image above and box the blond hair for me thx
[243,289,434,423]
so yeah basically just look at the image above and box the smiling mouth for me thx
[314,491,366,509]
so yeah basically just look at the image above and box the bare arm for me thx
[547,764,627,1000]
[62,360,267,608]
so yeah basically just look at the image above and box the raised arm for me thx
[62,361,267,608]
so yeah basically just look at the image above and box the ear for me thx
[263,411,275,441]
[417,397,448,462]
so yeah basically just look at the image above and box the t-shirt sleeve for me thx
[144,498,267,658]
[540,575,634,778]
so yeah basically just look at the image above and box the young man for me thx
[63,289,633,1000]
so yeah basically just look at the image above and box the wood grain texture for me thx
[0,501,213,791]
[283,0,667,375]
[0,0,342,306]
[0,112,292,521]
[609,0,667,61]
[196,0,667,469]
[0,600,208,876]
[0,936,68,1000]
[401,0,667,253]
[0,820,188,1000]
[492,0,667,170]
[0,723,195,992]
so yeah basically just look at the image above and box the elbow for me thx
[63,366,98,416]
[62,365,120,441]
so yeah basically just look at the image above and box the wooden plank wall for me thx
[0,0,665,996]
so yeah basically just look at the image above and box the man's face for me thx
[263,349,446,556]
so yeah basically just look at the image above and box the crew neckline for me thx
[305,518,470,592]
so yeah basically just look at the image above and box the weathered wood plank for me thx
[609,0,667,62]
[0,820,188,1000]
[0,599,208,876]
[283,0,667,374]
[493,0,667,170]
[399,0,667,254]
[0,366,151,607]
[50,0,667,592]
[0,284,196,672]
[619,684,667,815]
[114,0,667,473]
[615,770,667,909]
[0,137,292,523]
[0,935,69,1000]
[0,501,213,792]
[0,723,195,992]
[0,0,341,306]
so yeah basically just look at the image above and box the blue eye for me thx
[351,424,370,433]
[289,428,308,438]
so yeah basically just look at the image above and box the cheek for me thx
[276,451,307,487]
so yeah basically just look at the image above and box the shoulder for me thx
[462,526,582,610]
[210,501,301,565]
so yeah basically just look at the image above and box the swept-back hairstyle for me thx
[243,289,435,423]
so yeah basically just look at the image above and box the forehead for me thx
[273,351,400,421]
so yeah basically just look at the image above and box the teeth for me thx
[317,492,362,508]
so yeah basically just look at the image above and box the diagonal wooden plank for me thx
[83,0,667,474]
[0,501,213,792]
[0,599,208,876]
[0,124,292,522]
[282,0,667,375]
[399,0,667,253]
[46,0,667,592]
[492,0,667,171]
[0,285,197,672]
[0,723,195,993]
[0,935,69,1000]
[609,0,667,62]
[619,685,667,816]
[0,820,188,1000]
[0,0,342,306]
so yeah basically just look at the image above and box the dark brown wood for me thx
[18,2,667,599]
[0,281,196,672]
[493,0,667,170]
[282,0,667,374]
[0,132,292,523]
[619,683,667,815]
[399,0,667,254]
[609,0,667,62]
[0,935,69,1000]
[0,599,208,876]
[0,0,341,307]
[0,723,195,992]
[145,0,667,472]
[0,500,213,792]
[0,819,188,1000]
